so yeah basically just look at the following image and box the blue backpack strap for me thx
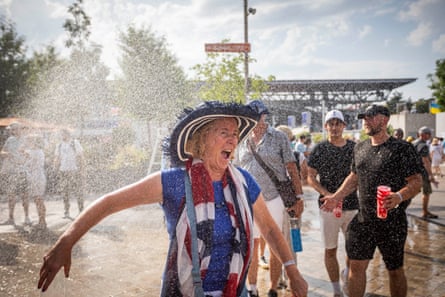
[184,171,205,297]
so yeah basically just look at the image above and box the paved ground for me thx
[1,164,444,297]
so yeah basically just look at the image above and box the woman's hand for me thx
[37,240,73,292]
[286,264,308,297]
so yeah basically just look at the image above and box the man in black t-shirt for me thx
[412,126,438,219]
[321,105,422,297]
[307,110,358,297]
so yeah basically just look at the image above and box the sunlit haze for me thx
[2,0,445,100]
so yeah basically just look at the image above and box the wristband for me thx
[296,194,304,200]
[395,192,403,203]
[283,259,296,267]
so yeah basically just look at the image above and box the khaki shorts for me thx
[3,172,28,195]
[320,209,357,249]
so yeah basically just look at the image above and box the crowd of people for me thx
[1,100,443,297]
[0,124,85,228]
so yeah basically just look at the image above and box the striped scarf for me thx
[162,159,253,297]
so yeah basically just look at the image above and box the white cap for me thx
[324,110,345,124]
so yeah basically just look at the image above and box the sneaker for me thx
[341,268,349,296]
[259,255,269,269]
[267,289,278,297]
[1,218,15,225]
[422,212,438,219]
[248,289,259,297]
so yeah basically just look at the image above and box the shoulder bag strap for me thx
[247,139,281,184]
[184,172,205,297]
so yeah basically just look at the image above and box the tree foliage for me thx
[428,58,445,111]
[414,98,430,113]
[116,25,192,121]
[192,48,269,103]
[25,1,110,129]
[63,0,91,49]
[0,17,29,117]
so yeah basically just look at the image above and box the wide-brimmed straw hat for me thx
[164,101,260,167]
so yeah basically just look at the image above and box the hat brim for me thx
[164,101,259,167]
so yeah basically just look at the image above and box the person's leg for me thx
[264,197,285,296]
[7,194,16,222]
[320,208,343,295]
[421,179,436,217]
[60,172,70,217]
[388,267,407,297]
[21,193,31,224]
[74,172,84,213]
[258,236,269,269]
[348,259,369,297]
[422,193,430,216]
[325,247,340,283]
[34,196,47,227]
[247,238,260,296]
[268,248,281,291]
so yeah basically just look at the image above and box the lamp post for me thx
[243,0,255,100]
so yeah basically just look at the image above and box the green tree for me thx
[116,25,192,122]
[63,0,91,49]
[414,98,430,113]
[0,17,29,117]
[192,46,269,103]
[387,91,403,114]
[25,1,110,129]
[427,58,445,111]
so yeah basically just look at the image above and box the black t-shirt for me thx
[352,136,422,222]
[307,139,359,210]
[412,139,429,178]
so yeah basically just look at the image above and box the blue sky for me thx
[1,0,444,101]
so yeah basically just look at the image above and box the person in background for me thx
[53,129,85,218]
[321,105,422,297]
[295,134,307,156]
[24,134,47,228]
[235,101,304,297]
[307,110,358,297]
[0,122,31,226]
[38,101,308,297]
[412,126,439,219]
[430,137,443,178]
[303,137,312,157]
[393,128,404,140]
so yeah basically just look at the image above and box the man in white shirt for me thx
[0,122,31,225]
[54,129,84,218]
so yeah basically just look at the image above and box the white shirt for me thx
[55,139,83,172]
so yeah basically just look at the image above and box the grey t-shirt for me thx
[235,126,295,201]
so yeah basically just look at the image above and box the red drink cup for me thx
[333,200,342,218]
[377,185,391,219]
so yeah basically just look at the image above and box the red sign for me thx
[205,43,251,53]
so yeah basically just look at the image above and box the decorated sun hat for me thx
[164,101,260,167]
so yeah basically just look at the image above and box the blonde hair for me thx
[186,118,239,160]
[276,125,293,141]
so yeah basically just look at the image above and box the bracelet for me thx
[395,192,403,203]
[283,259,296,267]
[296,194,304,200]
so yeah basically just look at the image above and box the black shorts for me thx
[421,175,432,195]
[345,211,407,270]
[58,171,82,196]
